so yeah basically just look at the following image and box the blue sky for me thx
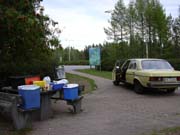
[42,0,180,50]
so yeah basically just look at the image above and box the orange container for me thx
[25,76,40,85]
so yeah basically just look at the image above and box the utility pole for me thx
[65,39,72,62]
[68,46,71,61]
[146,43,149,58]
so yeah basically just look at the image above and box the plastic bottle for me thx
[43,76,51,91]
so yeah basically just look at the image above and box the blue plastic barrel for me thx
[63,84,79,100]
[18,85,40,110]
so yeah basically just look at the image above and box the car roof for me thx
[128,58,165,62]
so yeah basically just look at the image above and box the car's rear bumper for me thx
[147,82,180,88]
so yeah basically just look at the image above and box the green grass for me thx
[144,127,180,135]
[77,69,112,80]
[66,73,96,94]
[0,123,31,135]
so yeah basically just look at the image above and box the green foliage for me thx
[104,0,128,42]
[61,47,86,64]
[0,0,61,80]
[61,60,88,65]
[167,59,180,70]
[101,0,180,71]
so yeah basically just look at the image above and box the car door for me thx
[126,60,137,84]
[112,61,120,81]
[120,60,130,82]
[112,60,124,82]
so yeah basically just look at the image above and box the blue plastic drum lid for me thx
[63,84,79,89]
[18,85,40,90]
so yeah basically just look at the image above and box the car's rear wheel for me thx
[134,80,144,94]
[166,88,176,93]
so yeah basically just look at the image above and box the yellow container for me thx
[33,81,46,88]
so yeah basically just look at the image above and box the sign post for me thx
[89,47,101,71]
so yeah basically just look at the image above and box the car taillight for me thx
[177,77,180,81]
[149,77,163,81]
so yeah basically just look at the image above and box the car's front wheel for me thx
[134,80,144,94]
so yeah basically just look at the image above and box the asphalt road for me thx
[64,65,90,72]
[29,66,180,135]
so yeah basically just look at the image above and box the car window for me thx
[116,61,120,67]
[141,60,173,70]
[128,61,137,69]
[115,60,125,67]
[122,60,130,71]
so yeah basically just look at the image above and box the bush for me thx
[0,1,60,81]
[60,60,89,65]
[101,59,115,71]
[0,50,60,81]
[167,59,180,70]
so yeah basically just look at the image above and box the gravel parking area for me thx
[29,69,180,135]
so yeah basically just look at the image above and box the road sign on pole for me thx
[89,47,101,66]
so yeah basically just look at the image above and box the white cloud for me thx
[42,1,113,50]
[42,0,180,50]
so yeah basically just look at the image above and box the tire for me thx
[134,80,144,94]
[113,80,119,86]
[166,88,176,93]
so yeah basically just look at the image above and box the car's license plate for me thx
[164,78,176,82]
